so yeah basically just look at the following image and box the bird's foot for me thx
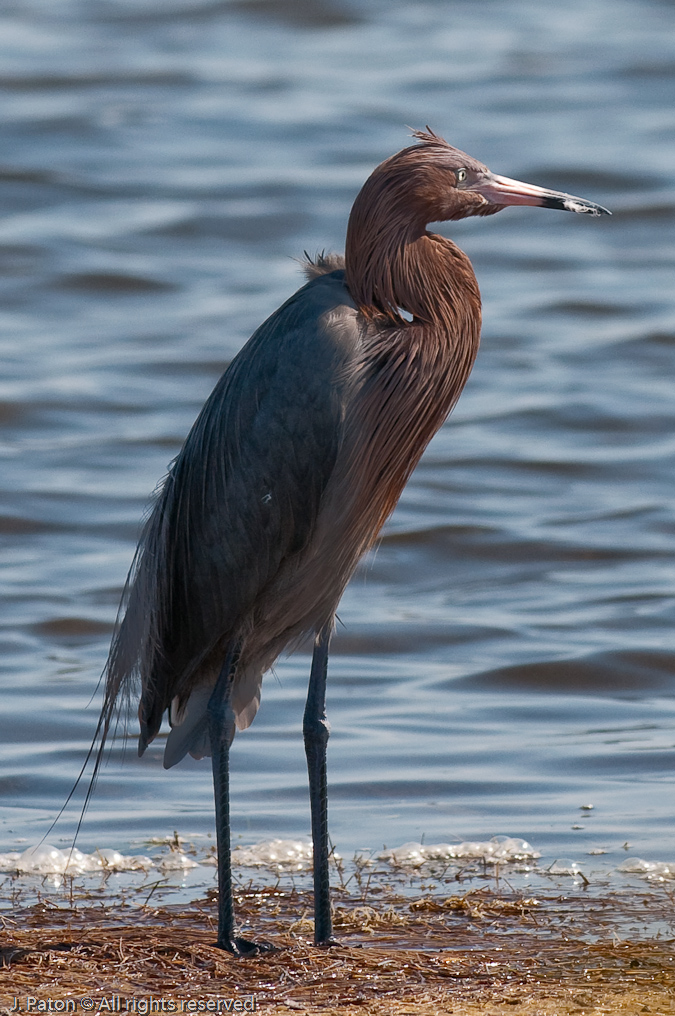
[216,936,276,957]
[315,936,342,948]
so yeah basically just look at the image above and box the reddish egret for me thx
[100,129,608,953]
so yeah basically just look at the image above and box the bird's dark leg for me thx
[303,620,336,946]
[208,643,270,956]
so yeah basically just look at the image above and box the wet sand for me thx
[1,886,674,1014]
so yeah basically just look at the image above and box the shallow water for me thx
[1,0,675,890]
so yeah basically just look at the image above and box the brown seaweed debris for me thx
[0,886,674,1013]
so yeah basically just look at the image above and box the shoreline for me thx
[1,884,674,1014]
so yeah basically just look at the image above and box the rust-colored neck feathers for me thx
[344,141,482,335]
[340,139,484,553]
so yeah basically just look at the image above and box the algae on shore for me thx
[1,885,674,1014]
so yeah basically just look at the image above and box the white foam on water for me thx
[0,839,318,876]
[547,859,582,875]
[9,835,653,884]
[159,853,199,871]
[231,838,315,870]
[0,844,153,875]
[379,835,541,869]
[618,858,675,879]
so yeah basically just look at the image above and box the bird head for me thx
[375,128,610,225]
[344,129,609,323]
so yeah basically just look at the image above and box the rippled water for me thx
[1,0,675,890]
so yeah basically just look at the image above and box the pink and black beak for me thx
[471,172,611,216]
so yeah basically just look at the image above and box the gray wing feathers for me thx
[103,270,356,753]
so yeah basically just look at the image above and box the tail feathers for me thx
[231,663,263,732]
[48,542,154,851]
[164,685,217,768]
[163,665,263,769]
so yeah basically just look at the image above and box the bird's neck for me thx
[344,223,481,338]
[335,224,482,565]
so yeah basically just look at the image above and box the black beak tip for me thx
[583,203,612,217]
[542,195,611,216]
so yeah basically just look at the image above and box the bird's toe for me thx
[216,936,276,957]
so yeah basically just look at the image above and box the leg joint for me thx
[303,715,330,746]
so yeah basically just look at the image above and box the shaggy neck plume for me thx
[343,155,481,336]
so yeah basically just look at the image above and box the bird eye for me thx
[456,168,468,184]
